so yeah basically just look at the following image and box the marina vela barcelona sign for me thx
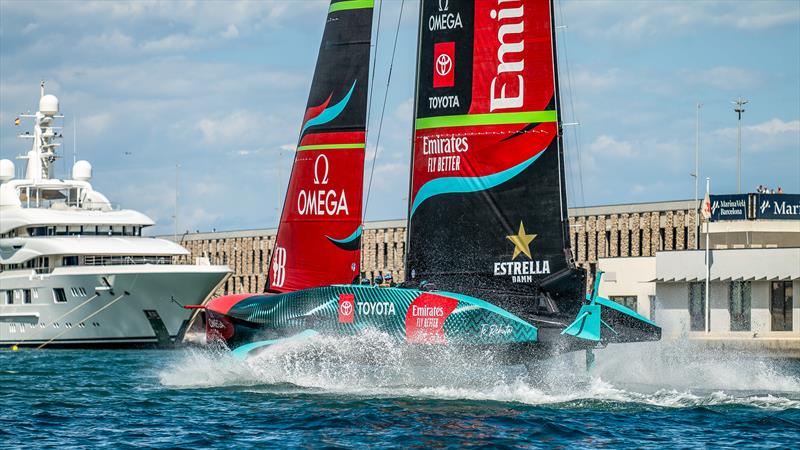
[757,193,800,220]
[709,193,800,221]
[710,194,748,221]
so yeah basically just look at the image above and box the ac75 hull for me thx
[205,284,660,361]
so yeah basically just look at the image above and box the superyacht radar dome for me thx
[39,94,59,116]
[72,160,92,181]
[0,159,14,183]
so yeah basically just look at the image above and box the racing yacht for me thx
[0,84,230,348]
[202,0,660,364]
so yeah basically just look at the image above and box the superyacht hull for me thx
[0,264,229,348]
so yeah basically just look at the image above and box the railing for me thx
[82,256,173,266]
[19,198,121,211]
[2,256,204,273]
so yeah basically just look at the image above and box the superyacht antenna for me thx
[73,115,77,166]
[174,163,179,242]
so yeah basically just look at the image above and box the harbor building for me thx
[597,193,799,355]
[170,199,704,297]
[169,193,799,354]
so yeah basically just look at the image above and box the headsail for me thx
[406,0,582,312]
[267,0,374,293]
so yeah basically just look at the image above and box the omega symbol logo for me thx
[313,154,329,185]
[272,246,287,287]
[438,0,448,12]
[436,53,452,77]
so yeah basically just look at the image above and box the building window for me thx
[53,288,68,303]
[770,281,793,332]
[610,295,637,312]
[688,282,706,332]
[729,281,751,331]
[4,291,11,305]
[23,289,32,304]
[649,295,657,322]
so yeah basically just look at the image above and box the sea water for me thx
[1,332,799,448]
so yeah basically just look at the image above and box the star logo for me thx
[506,221,536,260]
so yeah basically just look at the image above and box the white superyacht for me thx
[0,84,230,348]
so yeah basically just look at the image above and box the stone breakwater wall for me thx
[170,200,700,297]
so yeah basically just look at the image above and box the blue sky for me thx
[1,0,798,235]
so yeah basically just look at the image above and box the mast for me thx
[404,0,426,281]
[19,81,62,181]
[549,0,572,261]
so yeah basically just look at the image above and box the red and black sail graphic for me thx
[267,0,374,293]
[406,0,582,310]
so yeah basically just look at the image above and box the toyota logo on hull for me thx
[338,294,355,323]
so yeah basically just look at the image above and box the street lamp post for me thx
[733,97,748,194]
[693,102,702,249]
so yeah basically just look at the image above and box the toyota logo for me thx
[436,53,452,77]
[340,300,353,316]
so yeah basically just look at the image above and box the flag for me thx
[14,117,20,126]
[702,192,712,220]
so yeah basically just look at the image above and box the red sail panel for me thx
[267,0,373,293]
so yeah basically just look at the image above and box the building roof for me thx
[654,248,800,282]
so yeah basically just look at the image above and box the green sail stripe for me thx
[296,143,365,152]
[329,0,374,13]
[415,110,557,130]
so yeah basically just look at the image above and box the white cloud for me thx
[748,118,800,135]
[220,24,239,40]
[393,97,413,122]
[78,30,135,53]
[712,118,800,152]
[197,111,254,145]
[571,68,622,91]
[21,22,39,34]
[81,113,113,135]
[141,33,205,53]
[686,66,761,91]
[561,0,800,41]
[588,135,636,158]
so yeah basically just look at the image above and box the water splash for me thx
[159,330,800,410]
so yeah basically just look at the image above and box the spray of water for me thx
[159,330,800,410]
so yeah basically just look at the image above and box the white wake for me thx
[159,330,800,410]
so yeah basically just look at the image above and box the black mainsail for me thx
[405,0,584,320]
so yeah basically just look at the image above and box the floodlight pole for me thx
[694,102,702,249]
[733,97,748,194]
[705,177,711,334]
